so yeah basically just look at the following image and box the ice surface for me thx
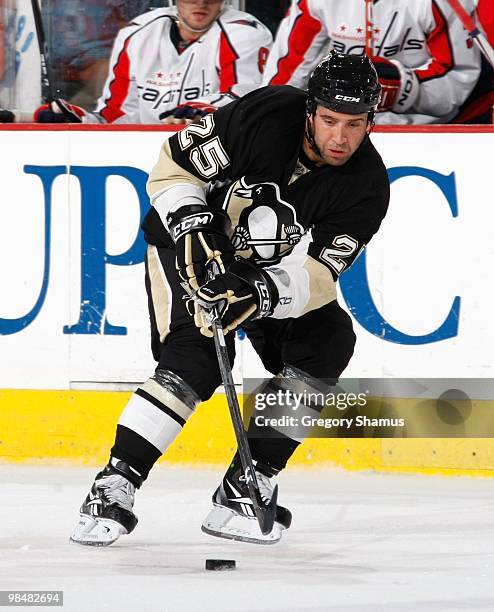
[1,465,494,612]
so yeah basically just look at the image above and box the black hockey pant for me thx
[113,245,356,477]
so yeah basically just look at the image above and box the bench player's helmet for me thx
[307,51,381,117]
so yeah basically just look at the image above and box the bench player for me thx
[35,0,272,124]
[262,0,483,123]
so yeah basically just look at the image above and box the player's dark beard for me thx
[305,114,374,165]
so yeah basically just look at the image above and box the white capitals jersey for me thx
[90,6,272,124]
[262,0,481,124]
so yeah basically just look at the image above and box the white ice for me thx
[1,465,494,612]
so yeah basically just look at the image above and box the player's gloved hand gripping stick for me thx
[183,264,278,536]
[194,259,278,337]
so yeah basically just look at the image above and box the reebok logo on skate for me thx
[227,496,253,505]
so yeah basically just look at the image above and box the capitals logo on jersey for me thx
[223,178,303,264]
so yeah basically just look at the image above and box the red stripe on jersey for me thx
[477,0,494,47]
[415,1,454,83]
[100,37,132,123]
[218,29,239,92]
[269,0,322,85]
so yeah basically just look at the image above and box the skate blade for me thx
[201,506,283,545]
[70,514,128,547]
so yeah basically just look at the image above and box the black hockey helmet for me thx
[307,51,381,115]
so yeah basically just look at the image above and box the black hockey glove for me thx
[194,260,279,337]
[34,99,85,123]
[159,101,217,125]
[167,204,235,292]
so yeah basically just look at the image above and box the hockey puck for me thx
[205,559,236,571]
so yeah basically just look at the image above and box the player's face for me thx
[176,0,223,33]
[308,107,369,166]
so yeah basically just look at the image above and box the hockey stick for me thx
[186,264,277,536]
[30,0,54,103]
[445,0,494,69]
[209,303,278,535]
[364,0,374,57]
[30,0,78,121]
[0,1,72,123]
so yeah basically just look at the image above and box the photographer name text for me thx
[254,415,405,429]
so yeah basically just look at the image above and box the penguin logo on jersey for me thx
[223,178,303,263]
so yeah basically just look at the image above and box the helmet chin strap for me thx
[304,112,323,159]
[367,111,375,133]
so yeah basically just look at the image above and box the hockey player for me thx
[70,52,390,547]
[34,0,272,124]
[262,0,482,124]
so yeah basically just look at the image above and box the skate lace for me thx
[97,474,135,512]
[255,471,273,505]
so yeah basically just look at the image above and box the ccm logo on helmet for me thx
[335,94,361,102]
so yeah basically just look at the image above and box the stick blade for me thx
[252,484,278,536]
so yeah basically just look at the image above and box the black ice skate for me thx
[201,454,292,545]
[70,458,141,546]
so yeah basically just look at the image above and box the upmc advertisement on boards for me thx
[1,127,493,389]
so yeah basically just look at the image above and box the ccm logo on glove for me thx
[254,279,272,318]
[167,205,234,292]
[171,211,215,241]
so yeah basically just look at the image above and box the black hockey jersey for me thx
[144,86,389,319]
